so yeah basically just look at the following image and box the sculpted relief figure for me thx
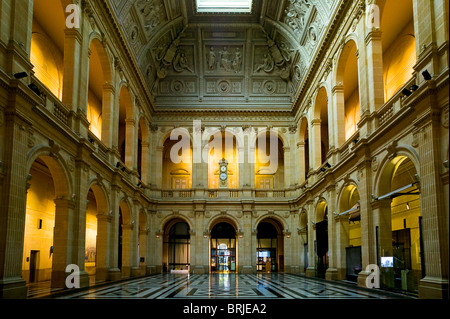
[284,0,311,33]
[206,46,243,72]
[254,52,275,73]
[207,47,216,70]
[173,51,194,73]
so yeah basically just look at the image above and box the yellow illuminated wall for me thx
[85,190,98,275]
[163,138,193,189]
[87,89,103,140]
[30,20,63,100]
[22,161,55,283]
[345,90,360,141]
[383,20,416,101]
[255,137,284,189]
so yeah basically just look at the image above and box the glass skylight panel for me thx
[196,0,253,13]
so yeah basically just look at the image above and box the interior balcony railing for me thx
[159,188,288,200]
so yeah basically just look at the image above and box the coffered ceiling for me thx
[107,0,339,110]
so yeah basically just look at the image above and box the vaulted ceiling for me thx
[107,0,339,110]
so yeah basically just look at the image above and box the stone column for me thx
[305,200,316,277]
[415,112,449,298]
[310,119,322,170]
[371,198,393,288]
[101,84,115,148]
[241,201,254,273]
[1,0,33,75]
[331,85,346,148]
[297,142,306,184]
[96,213,111,281]
[62,28,87,137]
[146,208,158,274]
[357,161,376,288]
[289,209,300,274]
[125,118,136,171]
[283,146,291,188]
[121,223,133,278]
[107,184,121,281]
[192,201,207,273]
[325,185,339,281]
[0,103,31,298]
[51,198,76,289]
[140,141,150,184]
[334,213,350,280]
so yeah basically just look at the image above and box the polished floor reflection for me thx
[52,273,413,299]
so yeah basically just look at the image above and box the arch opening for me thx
[210,222,237,273]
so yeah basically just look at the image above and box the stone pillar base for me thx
[241,266,254,274]
[305,267,315,278]
[95,268,108,282]
[146,266,156,275]
[419,276,449,299]
[51,270,66,289]
[79,271,90,288]
[0,277,27,299]
[289,266,300,274]
[325,268,339,281]
[107,268,121,282]
[131,267,141,277]
[357,271,371,289]
[192,266,207,274]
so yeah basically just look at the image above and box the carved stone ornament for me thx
[371,156,379,172]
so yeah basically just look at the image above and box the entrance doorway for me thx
[257,222,279,272]
[166,222,190,272]
[29,250,39,283]
[210,223,236,273]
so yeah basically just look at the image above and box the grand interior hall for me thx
[0,0,448,308]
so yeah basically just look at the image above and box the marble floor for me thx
[46,273,413,300]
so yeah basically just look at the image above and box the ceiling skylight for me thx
[196,0,253,13]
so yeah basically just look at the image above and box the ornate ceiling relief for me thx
[107,0,335,110]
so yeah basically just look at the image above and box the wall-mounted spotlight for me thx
[325,162,332,168]
[116,162,121,168]
[88,137,95,143]
[402,88,412,97]
[353,138,359,144]
[14,72,28,79]
[410,84,419,91]
[320,167,326,172]
[422,70,432,81]
[28,83,41,96]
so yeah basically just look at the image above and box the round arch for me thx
[160,215,194,234]
[27,147,72,198]
[374,146,420,196]
[88,35,112,84]
[208,215,239,232]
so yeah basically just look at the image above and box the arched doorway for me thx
[377,155,422,293]
[256,219,284,272]
[163,220,190,272]
[338,185,362,282]
[210,222,237,273]
[315,201,328,278]
[22,155,70,288]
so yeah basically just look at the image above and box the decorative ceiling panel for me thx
[107,0,339,110]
